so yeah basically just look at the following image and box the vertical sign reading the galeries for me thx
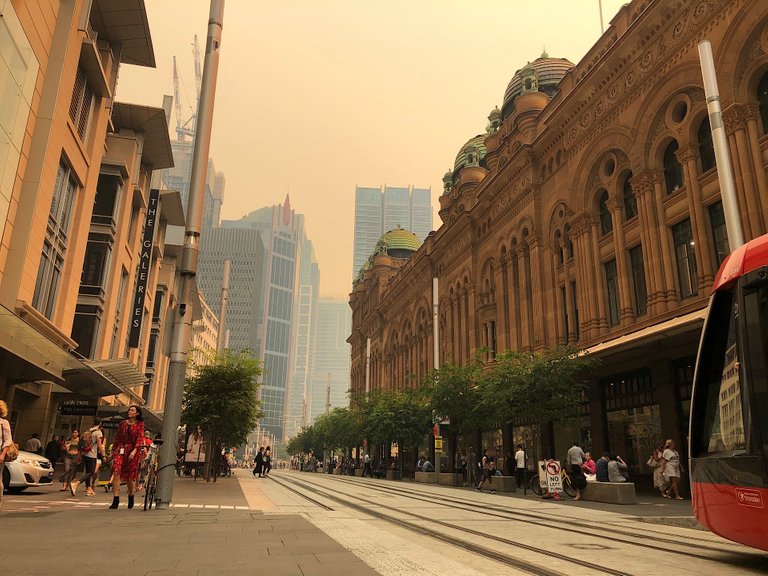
[128,188,160,348]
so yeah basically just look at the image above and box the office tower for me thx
[310,298,352,421]
[352,185,433,278]
[218,196,320,442]
[161,140,224,229]
[197,227,265,353]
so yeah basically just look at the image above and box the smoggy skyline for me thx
[115,0,627,297]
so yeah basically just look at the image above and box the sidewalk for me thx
[0,473,378,576]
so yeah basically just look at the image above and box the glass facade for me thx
[672,218,697,298]
[629,245,647,316]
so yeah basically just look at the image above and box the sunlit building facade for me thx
[310,299,352,422]
[349,0,768,481]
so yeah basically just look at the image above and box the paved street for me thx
[2,469,765,576]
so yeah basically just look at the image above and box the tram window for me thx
[742,284,768,452]
[692,290,747,456]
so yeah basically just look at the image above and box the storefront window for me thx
[606,405,663,476]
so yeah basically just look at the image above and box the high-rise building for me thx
[310,298,352,422]
[216,196,320,442]
[352,185,433,279]
[161,139,224,229]
[197,227,265,353]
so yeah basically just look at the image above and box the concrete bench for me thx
[386,470,400,481]
[582,481,637,504]
[415,471,438,483]
[488,475,517,492]
[438,472,463,486]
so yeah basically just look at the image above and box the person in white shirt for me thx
[566,443,587,500]
[70,419,106,496]
[25,433,42,454]
[514,445,526,489]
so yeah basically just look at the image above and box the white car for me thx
[2,450,55,493]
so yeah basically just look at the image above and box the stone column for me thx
[528,234,547,350]
[562,243,576,343]
[507,252,521,351]
[466,285,477,358]
[745,108,768,230]
[630,172,662,315]
[607,198,634,324]
[589,219,608,333]
[570,218,595,340]
[550,241,566,345]
[496,258,510,353]
[723,107,754,239]
[516,246,531,351]
[725,103,765,238]
[678,148,715,289]
[651,171,678,307]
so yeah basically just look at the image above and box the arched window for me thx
[759,72,768,135]
[698,118,715,173]
[663,140,685,194]
[622,172,637,221]
[598,190,612,235]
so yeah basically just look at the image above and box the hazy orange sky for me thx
[116,0,627,298]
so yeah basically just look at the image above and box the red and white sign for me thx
[735,488,764,509]
[546,460,563,493]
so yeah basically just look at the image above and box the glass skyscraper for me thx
[310,298,352,422]
[352,185,433,279]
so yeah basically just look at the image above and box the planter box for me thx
[415,471,438,483]
[582,481,637,504]
[438,472,463,486]
[386,470,401,481]
[353,468,364,476]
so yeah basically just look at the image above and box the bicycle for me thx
[142,440,176,510]
[529,465,577,498]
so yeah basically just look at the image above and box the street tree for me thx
[182,349,263,478]
[423,357,495,465]
[482,346,598,464]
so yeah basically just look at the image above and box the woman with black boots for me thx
[109,405,144,509]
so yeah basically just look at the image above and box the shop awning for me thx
[584,308,707,358]
[0,304,70,382]
[98,404,164,434]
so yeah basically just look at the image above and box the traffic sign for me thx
[545,459,563,493]
[434,436,443,449]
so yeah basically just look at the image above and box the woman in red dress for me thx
[110,405,144,509]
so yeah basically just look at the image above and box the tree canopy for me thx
[182,349,263,448]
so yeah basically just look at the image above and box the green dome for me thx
[378,228,421,255]
[454,134,487,173]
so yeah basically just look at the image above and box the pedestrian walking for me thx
[660,439,684,500]
[60,430,80,491]
[70,419,105,496]
[647,446,666,495]
[0,400,15,509]
[467,448,477,488]
[44,435,61,466]
[25,432,42,455]
[514,444,526,489]
[566,441,587,501]
[253,447,264,477]
[362,453,371,477]
[476,450,496,492]
[109,405,144,509]
[263,445,272,476]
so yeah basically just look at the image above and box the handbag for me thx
[5,442,19,463]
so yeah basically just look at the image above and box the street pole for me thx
[156,0,225,509]
[433,277,440,477]
[698,40,745,251]
[365,337,371,395]
[217,259,230,352]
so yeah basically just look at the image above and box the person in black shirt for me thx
[596,452,610,482]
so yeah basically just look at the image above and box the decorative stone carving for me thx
[723,103,760,134]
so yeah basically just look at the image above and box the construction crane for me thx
[172,55,195,141]
[172,36,203,142]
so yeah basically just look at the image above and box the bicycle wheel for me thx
[529,474,544,496]
[143,470,156,510]
[562,474,577,498]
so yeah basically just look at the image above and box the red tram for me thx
[690,234,768,551]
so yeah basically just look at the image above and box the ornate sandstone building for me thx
[349,0,768,474]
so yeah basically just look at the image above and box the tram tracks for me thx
[291,473,767,573]
[271,474,632,576]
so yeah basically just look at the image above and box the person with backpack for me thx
[69,418,105,496]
